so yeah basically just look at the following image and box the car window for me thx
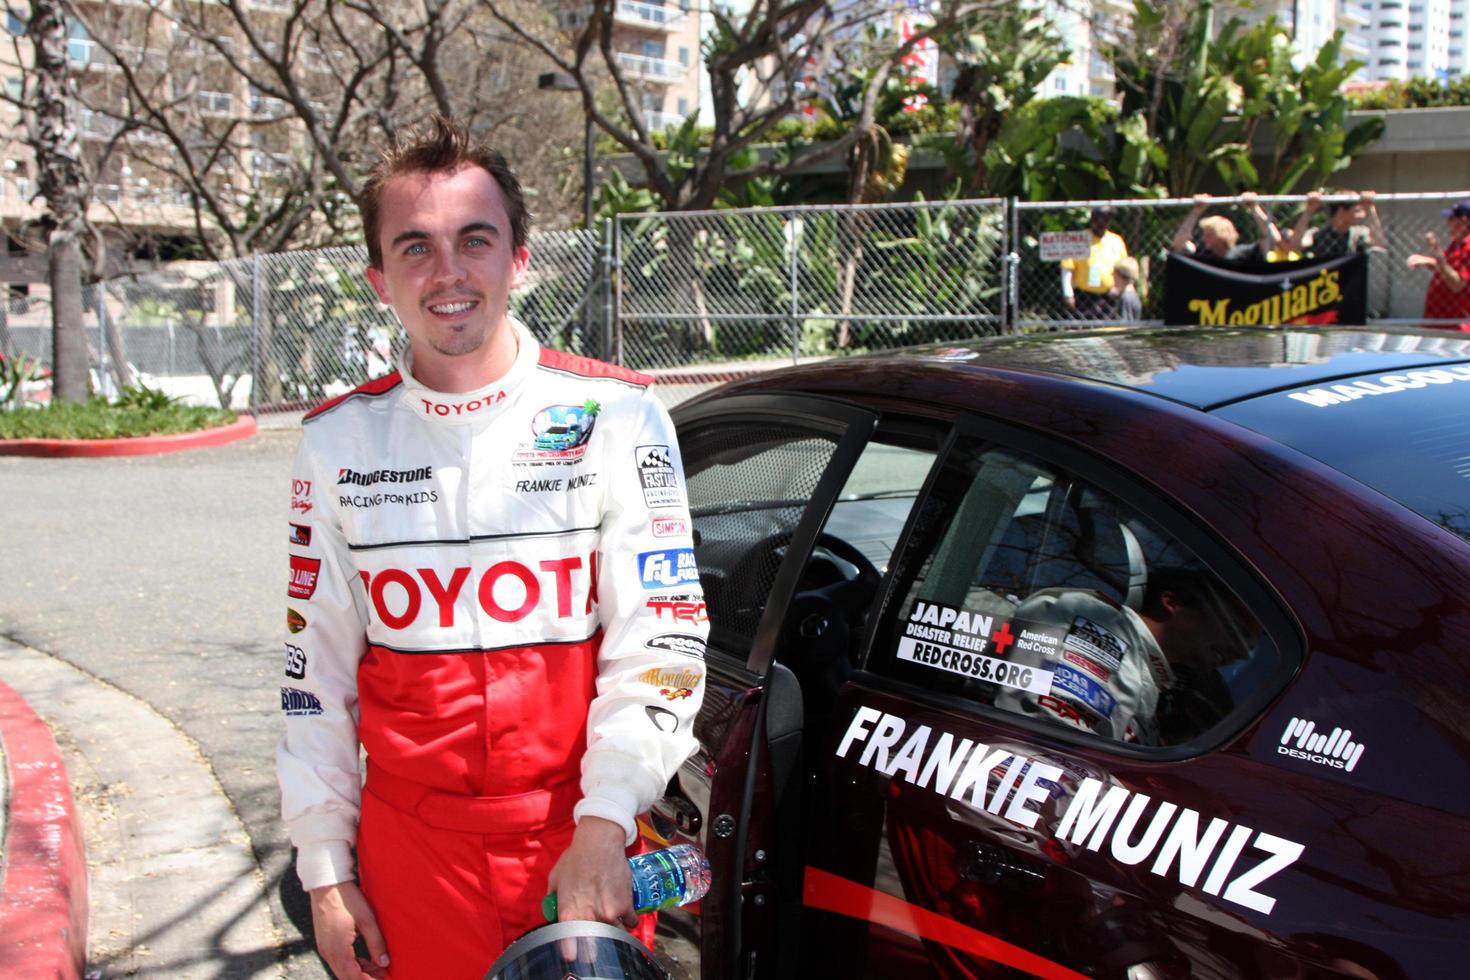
[680,422,842,646]
[868,439,1279,748]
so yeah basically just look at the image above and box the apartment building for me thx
[1,0,308,284]
[556,0,703,131]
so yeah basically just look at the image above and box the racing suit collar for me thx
[397,318,540,425]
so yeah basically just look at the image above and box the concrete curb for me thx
[0,415,257,458]
[0,639,281,977]
[0,679,88,980]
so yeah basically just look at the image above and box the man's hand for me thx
[1191,192,1210,211]
[1425,231,1443,254]
[1304,190,1323,214]
[1359,189,1376,205]
[1064,295,1076,310]
[310,881,389,979]
[548,817,636,929]
[1239,191,1258,206]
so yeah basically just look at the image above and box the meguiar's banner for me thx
[1164,252,1369,327]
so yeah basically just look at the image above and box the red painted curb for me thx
[0,680,88,980]
[0,414,257,458]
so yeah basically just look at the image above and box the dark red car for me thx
[645,327,1470,980]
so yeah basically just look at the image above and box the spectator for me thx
[1282,190,1388,258]
[1061,206,1129,320]
[1171,192,1283,263]
[1407,199,1470,330]
[1114,257,1143,321]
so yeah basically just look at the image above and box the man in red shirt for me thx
[1408,200,1470,330]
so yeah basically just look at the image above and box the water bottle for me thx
[541,843,711,921]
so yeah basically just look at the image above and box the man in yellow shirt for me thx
[1061,206,1129,321]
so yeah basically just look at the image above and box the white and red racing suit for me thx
[276,319,707,975]
[994,588,1171,745]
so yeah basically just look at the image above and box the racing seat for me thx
[978,491,1147,610]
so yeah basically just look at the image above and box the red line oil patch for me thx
[802,866,1086,980]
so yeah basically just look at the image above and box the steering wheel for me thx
[780,532,882,668]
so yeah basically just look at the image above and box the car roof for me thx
[742,327,1470,412]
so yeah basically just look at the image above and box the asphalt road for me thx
[0,425,324,977]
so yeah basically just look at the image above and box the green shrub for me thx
[0,397,236,439]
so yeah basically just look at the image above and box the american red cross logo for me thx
[991,622,1016,656]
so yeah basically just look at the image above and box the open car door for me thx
[646,394,878,980]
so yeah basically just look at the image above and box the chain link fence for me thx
[614,199,1008,371]
[1,230,604,412]
[6,192,1468,414]
[1010,192,1470,330]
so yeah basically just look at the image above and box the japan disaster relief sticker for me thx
[897,599,1067,694]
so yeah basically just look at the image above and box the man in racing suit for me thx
[995,568,1251,745]
[277,116,707,979]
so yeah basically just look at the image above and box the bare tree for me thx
[62,0,587,263]
[483,0,1006,212]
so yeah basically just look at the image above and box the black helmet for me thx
[485,921,670,980]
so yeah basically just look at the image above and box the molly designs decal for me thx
[288,555,321,600]
[639,548,700,590]
[897,600,1065,695]
[837,706,1305,916]
[287,608,307,634]
[289,523,312,547]
[1278,717,1366,773]
[636,444,683,508]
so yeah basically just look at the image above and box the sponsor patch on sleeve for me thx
[639,548,700,590]
[284,643,307,679]
[291,479,313,514]
[636,444,684,508]
[281,686,323,716]
[288,554,322,600]
[289,523,312,547]
[1049,663,1117,720]
[644,632,706,659]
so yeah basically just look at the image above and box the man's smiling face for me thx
[365,163,529,372]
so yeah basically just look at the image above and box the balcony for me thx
[1342,32,1371,51]
[1339,2,1371,24]
[615,0,684,32]
[615,51,685,83]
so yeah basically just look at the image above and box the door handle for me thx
[651,794,703,837]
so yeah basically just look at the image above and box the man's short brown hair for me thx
[358,115,531,269]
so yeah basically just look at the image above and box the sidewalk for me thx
[0,638,280,977]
